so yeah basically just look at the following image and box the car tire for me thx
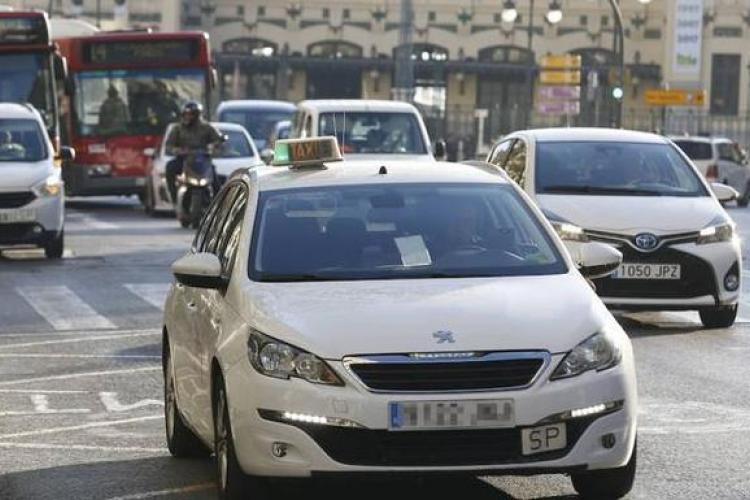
[164,347,210,458]
[571,440,637,499]
[44,231,64,259]
[738,182,750,207]
[699,304,738,329]
[143,179,156,216]
[214,375,270,500]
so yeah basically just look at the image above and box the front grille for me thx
[593,246,716,299]
[0,191,35,208]
[284,418,594,467]
[347,352,547,392]
[0,223,37,243]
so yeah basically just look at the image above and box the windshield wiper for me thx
[542,185,663,196]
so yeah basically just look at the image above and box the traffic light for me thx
[611,86,624,100]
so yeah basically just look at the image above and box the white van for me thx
[291,100,440,161]
[0,103,74,259]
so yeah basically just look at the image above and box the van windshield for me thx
[0,118,48,162]
[318,112,427,155]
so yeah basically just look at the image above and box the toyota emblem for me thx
[634,233,659,251]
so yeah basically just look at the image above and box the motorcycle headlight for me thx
[697,223,734,245]
[551,221,589,242]
[247,330,343,386]
[551,331,621,380]
[33,174,63,197]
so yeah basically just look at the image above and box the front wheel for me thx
[164,347,210,458]
[143,179,156,216]
[699,304,738,329]
[189,189,204,229]
[571,440,637,499]
[738,181,750,207]
[44,231,64,259]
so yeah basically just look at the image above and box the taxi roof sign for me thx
[272,136,343,168]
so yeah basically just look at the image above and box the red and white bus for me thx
[57,32,213,198]
[0,11,66,152]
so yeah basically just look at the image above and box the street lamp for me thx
[501,0,519,23]
[545,0,563,24]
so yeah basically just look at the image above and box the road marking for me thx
[0,442,165,454]
[77,215,119,230]
[17,286,116,331]
[0,328,159,338]
[99,392,164,412]
[0,389,89,394]
[0,354,161,360]
[124,283,170,311]
[0,366,160,387]
[104,483,215,500]
[0,331,160,350]
[0,414,162,439]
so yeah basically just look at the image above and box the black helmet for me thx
[182,101,203,116]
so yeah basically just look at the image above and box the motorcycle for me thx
[174,148,216,229]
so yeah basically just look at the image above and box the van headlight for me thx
[33,174,63,197]
[247,330,343,386]
[551,331,621,380]
[697,223,734,245]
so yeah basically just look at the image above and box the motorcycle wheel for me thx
[189,190,203,229]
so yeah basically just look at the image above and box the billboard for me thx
[672,0,703,79]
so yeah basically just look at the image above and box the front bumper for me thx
[223,355,637,478]
[0,192,63,247]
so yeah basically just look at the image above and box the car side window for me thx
[193,189,228,252]
[489,140,514,168]
[217,187,248,276]
[717,143,742,164]
[505,139,528,186]
[303,115,313,138]
[203,185,241,255]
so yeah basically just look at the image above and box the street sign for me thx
[539,70,581,85]
[538,85,581,100]
[536,101,580,115]
[541,54,582,69]
[644,89,706,106]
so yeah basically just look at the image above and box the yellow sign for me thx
[644,89,706,106]
[540,70,581,85]
[541,54,582,69]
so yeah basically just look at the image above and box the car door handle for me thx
[187,302,197,311]
[175,283,184,290]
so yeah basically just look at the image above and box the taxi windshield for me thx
[535,141,709,197]
[250,183,566,282]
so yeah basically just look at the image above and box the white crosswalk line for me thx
[124,283,170,311]
[17,286,116,331]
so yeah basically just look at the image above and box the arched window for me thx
[307,41,363,59]
[393,43,449,62]
[478,46,534,65]
[222,38,277,57]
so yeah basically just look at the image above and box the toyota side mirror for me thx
[574,242,623,279]
[434,139,447,160]
[711,182,738,203]
[172,253,227,290]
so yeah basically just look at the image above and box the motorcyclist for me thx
[165,101,223,203]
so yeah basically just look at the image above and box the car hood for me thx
[537,194,721,233]
[238,273,609,359]
[341,153,436,162]
[0,161,51,190]
[215,157,263,177]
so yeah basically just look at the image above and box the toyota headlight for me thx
[33,174,63,197]
[551,331,621,380]
[551,221,589,242]
[697,223,734,245]
[247,330,343,386]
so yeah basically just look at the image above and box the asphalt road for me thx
[1,197,749,500]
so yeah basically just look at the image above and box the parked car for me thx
[290,99,442,161]
[144,122,262,214]
[216,100,296,152]
[671,135,750,206]
[0,103,74,259]
[487,128,741,328]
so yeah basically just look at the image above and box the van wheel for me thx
[571,440,637,499]
[214,376,270,500]
[164,348,210,458]
[44,231,64,259]
[699,304,738,329]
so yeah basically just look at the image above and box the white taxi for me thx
[163,137,637,499]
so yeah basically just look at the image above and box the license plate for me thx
[521,423,567,455]
[0,208,36,224]
[612,263,681,280]
[388,399,515,431]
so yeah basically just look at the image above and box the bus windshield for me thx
[0,53,53,128]
[74,68,206,137]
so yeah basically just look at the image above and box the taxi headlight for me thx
[551,331,621,380]
[247,330,343,386]
[33,174,63,197]
[697,223,734,245]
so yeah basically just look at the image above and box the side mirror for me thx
[574,242,623,280]
[711,182,738,202]
[260,148,274,165]
[171,253,226,290]
[54,53,68,81]
[57,146,75,162]
[434,139,447,160]
[143,147,156,158]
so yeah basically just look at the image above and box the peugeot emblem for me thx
[634,233,659,251]
[432,330,456,344]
